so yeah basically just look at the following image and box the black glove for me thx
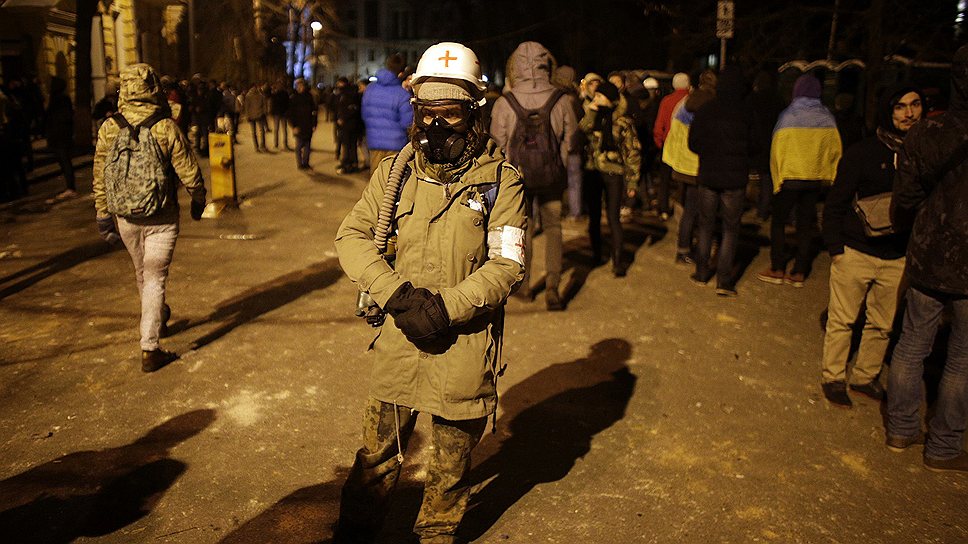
[394,293,450,340]
[97,216,121,245]
[190,198,206,221]
[384,281,433,317]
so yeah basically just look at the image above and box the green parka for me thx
[335,139,527,420]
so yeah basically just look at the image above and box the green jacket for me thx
[580,101,642,192]
[92,63,204,219]
[335,140,527,420]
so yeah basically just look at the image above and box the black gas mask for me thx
[412,99,479,165]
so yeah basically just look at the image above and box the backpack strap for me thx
[139,110,169,129]
[504,89,565,119]
[538,89,565,117]
[112,114,130,129]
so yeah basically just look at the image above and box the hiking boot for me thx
[850,380,886,401]
[821,381,852,408]
[675,253,695,266]
[142,349,178,373]
[784,272,806,288]
[886,432,924,453]
[756,268,785,285]
[924,452,968,473]
[546,289,564,311]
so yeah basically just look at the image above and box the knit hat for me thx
[672,72,690,90]
[597,81,620,103]
[793,74,822,99]
[583,72,604,84]
[415,80,474,102]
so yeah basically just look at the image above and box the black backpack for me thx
[504,90,565,193]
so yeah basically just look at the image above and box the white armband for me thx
[487,226,525,266]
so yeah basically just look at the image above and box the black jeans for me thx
[696,186,744,288]
[584,170,624,263]
[676,183,700,254]
[770,187,819,274]
[295,135,312,168]
[339,126,361,169]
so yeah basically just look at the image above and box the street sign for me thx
[717,0,735,39]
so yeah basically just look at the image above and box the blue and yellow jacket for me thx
[770,97,842,192]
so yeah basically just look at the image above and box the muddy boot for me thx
[142,349,177,373]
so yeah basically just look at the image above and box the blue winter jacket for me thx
[361,68,414,151]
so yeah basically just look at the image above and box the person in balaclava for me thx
[819,84,924,408]
[887,44,968,473]
[334,42,526,542]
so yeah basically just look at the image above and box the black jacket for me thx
[824,136,908,260]
[893,48,968,295]
[287,91,317,135]
[688,67,753,190]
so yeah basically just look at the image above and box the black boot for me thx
[142,349,178,373]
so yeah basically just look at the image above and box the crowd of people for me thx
[2,36,966,543]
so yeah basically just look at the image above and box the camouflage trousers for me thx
[335,398,486,544]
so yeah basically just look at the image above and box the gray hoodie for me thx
[489,41,577,158]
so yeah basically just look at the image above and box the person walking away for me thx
[288,78,317,170]
[269,81,292,150]
[653,72,690,222]
[91,63,207,373]
[664,70,716,265]
[243,83,268,152]
[886,45,968,472]
[362,54,413,171]
[93,82,119,133]
[749,71,784,221]
[553,65,586,221]
[758,74,842,287]
[333,41,526,543]
[819,84,923,408]
[580,80,641,277]
[331,77,348,160]
[687,66,753,297]
[336,79,363,174]
[46,77,76,199]
[490,41,577,309]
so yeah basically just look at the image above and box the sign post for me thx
[716,0,735,69]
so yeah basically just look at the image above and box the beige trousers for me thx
[821,246,905,384]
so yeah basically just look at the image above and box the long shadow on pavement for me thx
[456,338,638,541]
[187,259,343,350]
[0,409,215,543]
[0,240,120,301]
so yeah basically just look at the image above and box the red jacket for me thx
[653,89,689,149]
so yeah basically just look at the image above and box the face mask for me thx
[416,118,468,164]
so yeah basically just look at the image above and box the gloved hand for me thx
[394,293,450,341]
[97,216,121,245]
[190,198,206,221]
[384,281,433,317]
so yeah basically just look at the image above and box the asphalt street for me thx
[0,121,965,543]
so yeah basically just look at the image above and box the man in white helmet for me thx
[334,42,526,543]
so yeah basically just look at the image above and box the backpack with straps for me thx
[504,89,566,193]
[103,112,172,219]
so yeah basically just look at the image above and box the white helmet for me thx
[643,77,660,90]
[413,42,486,104]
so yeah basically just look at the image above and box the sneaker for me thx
[756,268,785,285]
[886,432,924,453]
[142,349,178,373]
[849,380,886,401]
[715,286,738,297]
[675,253,695,266]
[924,452,968,473]
[56,189,78,200]
[546,289,564,311]
[784,272,806,288]
[821,381,852,408]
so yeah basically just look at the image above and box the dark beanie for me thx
[598,81,620,103]
[793,75,822,99]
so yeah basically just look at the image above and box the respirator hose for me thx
[373,143,415,254]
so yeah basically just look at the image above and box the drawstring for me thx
[393,400,405,464]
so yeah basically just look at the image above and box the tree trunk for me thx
[74,0,97,150]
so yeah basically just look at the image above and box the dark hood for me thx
[715,66,747,105]
[950,44,968,111]
[877,83,925,134]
